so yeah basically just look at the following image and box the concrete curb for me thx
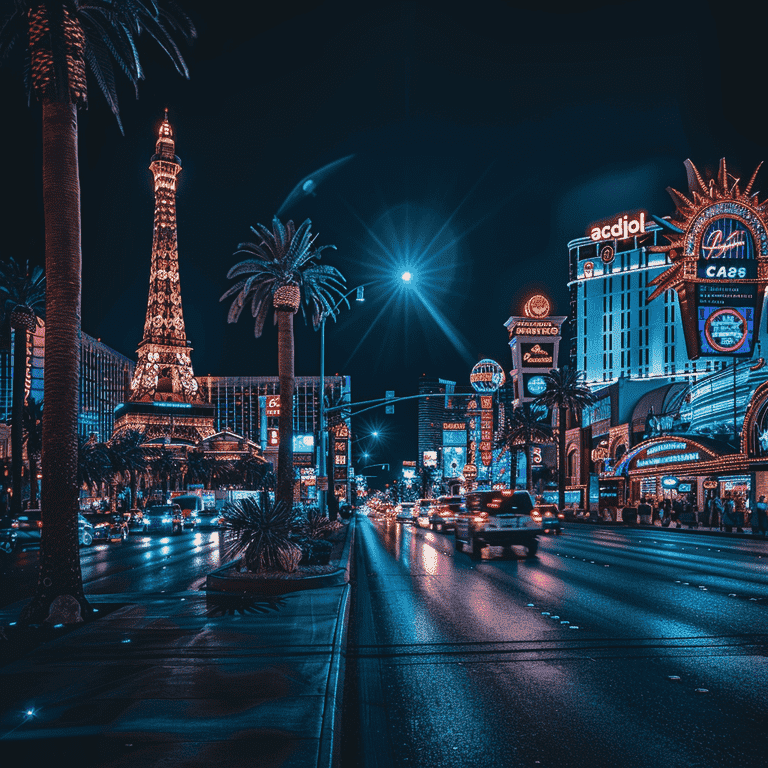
[319,583,350,768]
[205,516,357,595]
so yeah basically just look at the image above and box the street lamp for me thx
[318,283,373,517]
[318,274,415,515]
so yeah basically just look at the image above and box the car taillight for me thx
[11,521,19,528]
[36,520,43,528]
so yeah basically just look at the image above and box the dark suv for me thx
[454,489,543,560]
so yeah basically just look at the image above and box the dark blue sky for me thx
[2,0,767,473]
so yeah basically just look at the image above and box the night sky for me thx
[2,0,767,474]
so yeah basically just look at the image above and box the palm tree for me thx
[495,407,552,492]
[22,397,44,509]
[77,434,112,500]
[184,449,213,488]
[534,367,596,511]
[221,217,346,507]
[0,257,45,518]
[0,2,194,625]
[107,429,159,510]
[151,449,181,498]
[233,453,270,489]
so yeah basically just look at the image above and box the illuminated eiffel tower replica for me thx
[113,111,215,446]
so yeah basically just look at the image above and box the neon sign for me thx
[589,212,646,242]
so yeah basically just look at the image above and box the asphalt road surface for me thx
[0,528,226,610]
[342,517,768,768]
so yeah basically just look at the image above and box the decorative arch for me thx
[742,379,768,456]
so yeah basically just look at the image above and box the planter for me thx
[205,516,355,595]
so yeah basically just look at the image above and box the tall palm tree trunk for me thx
[21,100,87,624]
[29,452,39,508]
[558,404,567,512]
[277,309,295,507]
[10,327,27,517]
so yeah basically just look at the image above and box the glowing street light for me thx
[401,271,412,283]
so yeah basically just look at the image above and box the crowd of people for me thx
[626,492,768,535]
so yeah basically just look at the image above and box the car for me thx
[429,495,465,532]
[531,503,564,534]
[80,512,118,541]
[454,489,543,560]
[78,514,95,547]
[0,516,18,555]
[171,494,202,530]
[396,501,416,523]
[11,509,43,546]
[414,498,439,529]
[141,504,184,534]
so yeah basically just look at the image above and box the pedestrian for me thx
[734,493,746,533]
[699,496,711,529]
[711,495,723,530]
[671,497,683,528]
[681,497,696,529]
[751,495,768,537]
[722,494,739,533]
[652,499,661,525]
[638,498,652,525]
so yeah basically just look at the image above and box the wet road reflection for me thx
[345,516,768,768]
[0,528,226,608]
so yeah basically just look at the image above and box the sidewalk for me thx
[0,521,355,768]
[567,517,768,540]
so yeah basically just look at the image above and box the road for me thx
[0,528,226,610]
[342,516,768,768]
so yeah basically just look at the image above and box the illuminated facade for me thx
[566,161,768,511]
[568,221,731,386]
[417,376,472,475]
[1,324,134,442]
[199,375,349,446]
[113,112,215,445]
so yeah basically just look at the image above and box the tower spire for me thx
[128,112,200,403]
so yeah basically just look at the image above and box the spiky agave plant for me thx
[301,508,342,540]
[221,495,302,573]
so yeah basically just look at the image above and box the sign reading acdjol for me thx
[589,212,646,242]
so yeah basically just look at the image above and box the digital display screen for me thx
[523,374,548,397]
[443,429,467,447]
[697,305,754,356]
[520,342,555,368]
[443,446,466,478]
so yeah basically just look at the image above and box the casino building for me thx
[566,159,768,513]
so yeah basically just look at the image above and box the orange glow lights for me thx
[523,294,551,319]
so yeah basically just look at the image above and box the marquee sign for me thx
[521,343,555,368]
[648,159,768,359]
[614,436,720,475]
[505,300,566,404]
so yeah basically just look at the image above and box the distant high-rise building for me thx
[113,112,214,445]
[1,324,134,443]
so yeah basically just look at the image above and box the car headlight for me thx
[162,517,172,523]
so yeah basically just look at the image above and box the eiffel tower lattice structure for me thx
[113,111,215,446]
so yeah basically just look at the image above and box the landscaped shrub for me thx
[220,495,302,572]
[295,537,334,565]
[301,508,342,539]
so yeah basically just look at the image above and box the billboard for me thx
[443,446,466,478]
[520,342,555,368]
[648,159,768,360]
[292,434,315,452]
